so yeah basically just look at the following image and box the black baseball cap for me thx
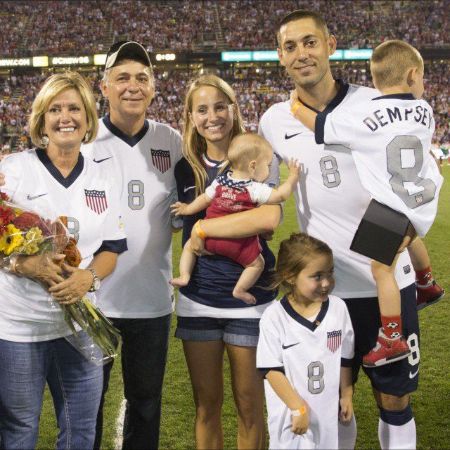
[104,40,152,70]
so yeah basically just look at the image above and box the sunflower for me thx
[0,224,25,256]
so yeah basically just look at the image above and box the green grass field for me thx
[38,166,450,449]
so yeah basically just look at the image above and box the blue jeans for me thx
[0,334,103,450]
[94,314,171,450]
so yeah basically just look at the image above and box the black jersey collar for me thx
[372,93,415,101]
[103,114,149,147]
[315,79,350,144]
[281,296,329,331]
[297,79,349,115]
[36,148,84,188]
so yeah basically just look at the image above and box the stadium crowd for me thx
[0,0,448,55]
[1,60,448,152]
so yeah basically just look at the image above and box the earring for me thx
[41,135,49,147]
[83,133,90,143]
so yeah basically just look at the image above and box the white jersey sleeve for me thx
[259,84,415,298]
[317,93,443,236]
[247,181,274,205]
[205,179,219,199]
[257,305,284,371]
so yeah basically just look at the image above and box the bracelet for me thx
[291,100,302,116]
[194,220,207,240]
[291,405,307,416]
[5,255,19,274]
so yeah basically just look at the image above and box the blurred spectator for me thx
[1,59,448,150]
[0,0,447,55]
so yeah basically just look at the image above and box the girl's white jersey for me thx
[317,93,443,237]
[0,149,125,342]
[259,83,415,298]
[257,295,354,449]
[83,117,182,318]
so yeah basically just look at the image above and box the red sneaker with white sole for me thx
[363,330,411,368]
[417,281,445,311]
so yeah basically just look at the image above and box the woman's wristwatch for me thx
[87,267,101,292]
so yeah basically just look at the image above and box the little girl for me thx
[257,233,354,449]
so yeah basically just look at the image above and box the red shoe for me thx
[363,330,411,368]
[417,281,445,311]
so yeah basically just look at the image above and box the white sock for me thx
[338,414,357,449]
[378,416,416,449]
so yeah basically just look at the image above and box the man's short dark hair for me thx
[277,10,330,47]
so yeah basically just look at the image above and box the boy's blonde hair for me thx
[370,40,424,90]
[227,133,272,171]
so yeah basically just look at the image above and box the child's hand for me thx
[287,158,301,181]
[291,403,309,435]
[170,202,188,216]
[339,395,353,424]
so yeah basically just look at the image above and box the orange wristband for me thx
[194,220,207,240]
[291,405,307,416]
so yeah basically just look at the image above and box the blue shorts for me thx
[175,316,260,347]
[343,283,419,397]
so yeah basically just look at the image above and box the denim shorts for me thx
[175,316,260,347]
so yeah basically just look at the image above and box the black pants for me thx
[94,314,171,450]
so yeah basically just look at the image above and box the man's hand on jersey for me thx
[339,395,354,424]
[170,201,189,216]
[291,402,309,435]
[0,173,4,186]
[49,265,93,305]
[17,253,66,286]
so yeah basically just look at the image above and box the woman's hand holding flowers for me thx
[49,264,93,305]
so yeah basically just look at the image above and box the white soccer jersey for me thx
[257,296,354,449]
[259,83,415,298]
[317,93,443,237]
[83,116,182,318]
[0,149,125,342]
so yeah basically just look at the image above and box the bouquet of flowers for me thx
[0,192,121,364]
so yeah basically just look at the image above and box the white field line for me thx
[114,399,126,449]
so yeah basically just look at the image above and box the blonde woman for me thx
[0,72,126,449]
[174,74,281,449]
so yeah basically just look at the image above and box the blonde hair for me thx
[29,71,98,148]
[271,233,333,297]
[371,40,424,90]
[182,74,245,196]
[227,133,272,171]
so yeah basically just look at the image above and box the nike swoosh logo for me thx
[409,368,419,379]
[183,186,196,193]
[285,132,302,140]
[93,157,112,163]
[282,343,300,350]
[27,193,48,200]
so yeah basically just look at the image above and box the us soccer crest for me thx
[327,330,342,352]
[85,189,108,214]
[151,148,171,173]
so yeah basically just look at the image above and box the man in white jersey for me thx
[259,10,419,449]
[83,41,182,450]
